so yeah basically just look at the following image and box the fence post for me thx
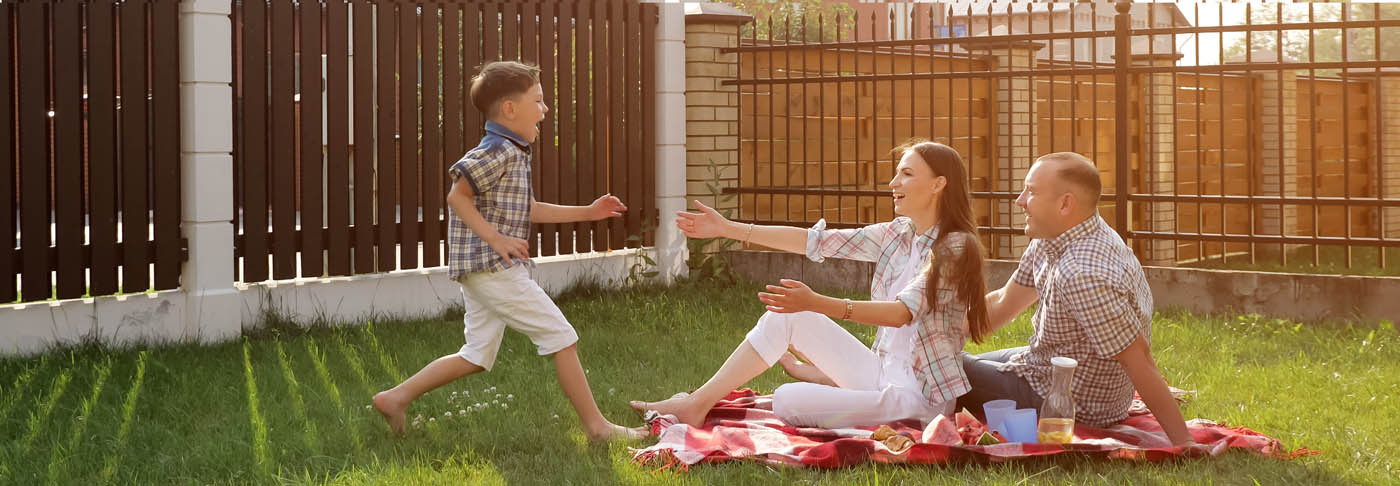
[1255,66,1299,259]
[179,0,241,342]
[1113,0,1131,243]
[1133,53,1183,266]
[683,4,750,217]
[653,2,688,283]
[955,38,1044,258]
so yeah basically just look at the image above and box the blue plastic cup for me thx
[1003,408,1039,443]
[982,399,1017,437]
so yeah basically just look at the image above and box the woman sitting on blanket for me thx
[631,141,992,429]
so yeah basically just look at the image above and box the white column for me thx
[653,2,688,283]
[180,0,241,342]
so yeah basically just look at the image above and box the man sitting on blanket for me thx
[957,152,1195,447]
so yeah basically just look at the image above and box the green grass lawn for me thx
[0,280,1396,485]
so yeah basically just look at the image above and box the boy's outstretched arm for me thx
[447,178,530,264]
[531,194,627,223]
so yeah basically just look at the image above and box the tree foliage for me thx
[1223,2,1399,74]
[726,0,857,42]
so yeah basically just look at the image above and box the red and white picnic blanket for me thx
[631,389,1316,470]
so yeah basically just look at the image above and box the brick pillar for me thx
[1361,71,1400,242]
[653,3,688,283]
[1134,53,1182,266]
[1255,70,1299,253]
[959,39,1044,258]
[180,0,241,342]
[1381,74,1400,240]
[683,4,749,217]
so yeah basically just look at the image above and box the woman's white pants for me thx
[744,311,951,429]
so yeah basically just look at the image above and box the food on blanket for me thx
[1037,417,1076,444]
[954,409,991,445]
[869,425,916,453]
[920,414,962,445]
[871,425,896,441]
[884,432,915,453]
[976,430,1007,445]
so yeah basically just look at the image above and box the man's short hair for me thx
[1035,152,1102,207]
[469,61,541,118]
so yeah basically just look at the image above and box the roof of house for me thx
[944,2,1192,28]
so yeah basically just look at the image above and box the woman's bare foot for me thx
[628,393,709,427]
[584,421,650,441]
[372,391,409,436]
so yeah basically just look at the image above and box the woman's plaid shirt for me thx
[1001,214,1155,427]
[805,218,974,405]
[447,121,534,280]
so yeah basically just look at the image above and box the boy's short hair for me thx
[469,61,541,118]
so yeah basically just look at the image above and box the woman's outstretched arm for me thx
[758,279,912,327]
[677,200,807,254]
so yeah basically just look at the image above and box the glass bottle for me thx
[1037,356,1078,444]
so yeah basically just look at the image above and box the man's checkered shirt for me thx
[1000,214,1155,427]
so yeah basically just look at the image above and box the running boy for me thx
[374,61,644,440]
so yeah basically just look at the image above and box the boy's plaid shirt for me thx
[1001,214,1155,427]
[447,121,534,280]
[805,218,974,405]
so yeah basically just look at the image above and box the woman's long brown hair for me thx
[899,141,991,344]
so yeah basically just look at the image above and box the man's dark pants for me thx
[955,346,1044,416]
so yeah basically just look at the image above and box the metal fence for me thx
[1,0,184,303]
[728,1,1400,269]
[232,0,657,282]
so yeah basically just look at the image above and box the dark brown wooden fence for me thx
[232,0,657,282]
[2,0,183,303]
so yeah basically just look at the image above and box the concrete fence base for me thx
[725,250,1400,325]
[0,250,644,357]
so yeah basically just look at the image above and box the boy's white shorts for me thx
[456,265,579,370]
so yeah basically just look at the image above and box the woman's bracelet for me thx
[742,222,755,243]
[841,298,854,320]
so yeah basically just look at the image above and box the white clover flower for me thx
[365,404,372,409]
[444,411,453,417]
[429,417,436,422]
[608,388,616,396]
[492,399,499,404]
[460,409,467,414]
[552,414,560,420]
[502,403,509,409]
[506,394,514,400]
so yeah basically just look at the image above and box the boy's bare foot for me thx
[373,391,408,436]
[628,393,708,428]
[584,422,650,441]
